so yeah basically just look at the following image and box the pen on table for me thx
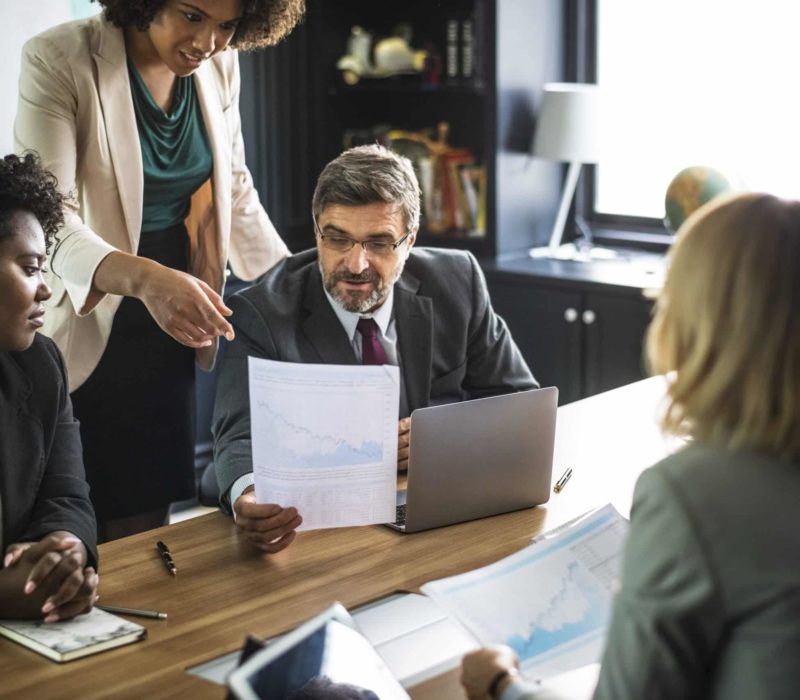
[98,605,167,620]
[553,467,573,493]
[156,540,177,576]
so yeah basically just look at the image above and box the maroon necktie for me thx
[357,318,388,365]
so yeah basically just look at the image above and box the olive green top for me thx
[128,60,213,233]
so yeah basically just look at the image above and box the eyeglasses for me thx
[317,230,413,257]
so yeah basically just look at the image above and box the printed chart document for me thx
[248,357,399,530]
[421,504,628,680]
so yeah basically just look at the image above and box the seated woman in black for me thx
[0,153,98,622]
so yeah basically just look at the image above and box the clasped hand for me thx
[2,532,98,622]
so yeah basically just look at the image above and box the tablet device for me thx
[227,603,409,700]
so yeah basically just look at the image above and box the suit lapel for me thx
[193,60,230,261]
[94,21,142,249]
[301,268,360,365]
[395,272,433,412]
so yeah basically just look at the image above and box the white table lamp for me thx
[530,83,601,258]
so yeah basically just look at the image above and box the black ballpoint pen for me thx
[156,540,177,576]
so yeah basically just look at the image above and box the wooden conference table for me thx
[0,377,674,699]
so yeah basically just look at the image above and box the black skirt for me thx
[71,224,196,520]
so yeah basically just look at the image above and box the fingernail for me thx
[3,554,11,568]
[44,613,59,624]
[24,581,36,594]
[42,601,54,614]
[225,330,235,341]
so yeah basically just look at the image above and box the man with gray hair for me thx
[212,144,536,552]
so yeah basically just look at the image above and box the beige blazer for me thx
[14,14,289,390]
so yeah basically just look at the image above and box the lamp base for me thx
[528,242,622,262]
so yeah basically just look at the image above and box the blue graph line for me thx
[256,400,383,466]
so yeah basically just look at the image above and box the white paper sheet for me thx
[421,504,628,680]
[248,357,399,530]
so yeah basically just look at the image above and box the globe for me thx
[664,166,735,233]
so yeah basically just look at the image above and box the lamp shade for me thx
[532,83,601,164]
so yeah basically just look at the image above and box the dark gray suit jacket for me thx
[0,334,98,567]
[212,247,536,509]
[505,444,800,700]
[593,445,800,700]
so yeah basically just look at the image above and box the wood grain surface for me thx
[0,378,668,700]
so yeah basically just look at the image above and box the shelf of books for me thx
[309,0,494,250]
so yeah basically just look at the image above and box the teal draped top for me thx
[128,61,213,233]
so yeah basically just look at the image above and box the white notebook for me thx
[0,607,146,663]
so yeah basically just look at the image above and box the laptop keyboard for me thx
[394,504,407,526]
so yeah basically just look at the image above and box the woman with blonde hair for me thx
[461,192,800,700]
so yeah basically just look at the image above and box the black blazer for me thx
[0,334,97,567]
[212,247,537,508]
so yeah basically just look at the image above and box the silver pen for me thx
[98,604,167,620]
[553,467,573,493]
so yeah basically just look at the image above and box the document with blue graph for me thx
[248,357,399,530]
[421,505,628,679]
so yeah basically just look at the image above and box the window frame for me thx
[569,0,672,250]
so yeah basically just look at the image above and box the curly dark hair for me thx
[94,0,305,50]
[0,153,64,254]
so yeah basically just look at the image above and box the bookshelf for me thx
[240,0,565,257]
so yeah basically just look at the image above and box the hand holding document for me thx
[248,357,399,531]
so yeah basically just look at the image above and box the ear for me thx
[406,228,418,250]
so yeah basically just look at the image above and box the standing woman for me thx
[14,0,304,541]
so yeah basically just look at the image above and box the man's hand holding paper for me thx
[233,489,303,554]
[397,417,411,472]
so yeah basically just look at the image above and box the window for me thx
[587,0,800,232]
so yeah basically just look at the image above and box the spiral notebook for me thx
[0,607,146,663]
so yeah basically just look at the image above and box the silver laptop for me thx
[387,386,558,533]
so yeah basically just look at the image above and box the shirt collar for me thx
[324,285,395,341]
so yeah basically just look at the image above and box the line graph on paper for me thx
[422,506,628,675]
[254,396,383,467]
[252,384,386,468]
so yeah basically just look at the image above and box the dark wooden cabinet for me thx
[582,290,654,397]
[483,255,660,404]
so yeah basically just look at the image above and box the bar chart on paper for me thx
[422,505,628,680]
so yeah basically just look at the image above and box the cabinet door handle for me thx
[564,307,578,323]
[582,309,596,325]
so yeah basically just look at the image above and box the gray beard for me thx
[320,263,402,313]
[330,283,385,313]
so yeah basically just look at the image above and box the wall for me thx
[0,1,98,156]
